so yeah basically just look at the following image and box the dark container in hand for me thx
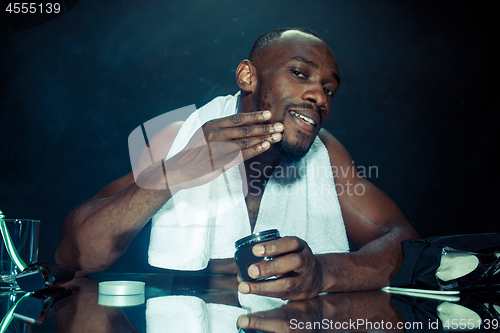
[234,229,281,282]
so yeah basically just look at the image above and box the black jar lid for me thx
[235,229,280,250]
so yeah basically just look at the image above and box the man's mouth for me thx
[289,110,317,128]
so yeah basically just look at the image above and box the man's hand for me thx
[238,236,325,301]
[238,296,323,333]
[158,111,284,191]
[237,291,403,333]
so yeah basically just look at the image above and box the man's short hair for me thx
[248,27,323,62]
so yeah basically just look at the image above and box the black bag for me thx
[390,233,500,291]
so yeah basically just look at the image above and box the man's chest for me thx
[245,192,263,233]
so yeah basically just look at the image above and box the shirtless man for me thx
[55,28,418,300]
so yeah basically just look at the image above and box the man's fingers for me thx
[190,132,282,173]
[237,133,282,150]
[216,122,283,140]
[238,132,281,157]
[239,140,270,161]
[238,277,305,300]
[214,110,272,128]
[204,111,284,139]
[204,110,270,131]
[252,237,305,257]
[238,314,289,332]
[247,253,305,280]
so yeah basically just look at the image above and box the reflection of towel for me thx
[238,292,288,313]
[148,92,349,270]
[146,296,247,333]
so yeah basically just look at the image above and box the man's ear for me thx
[236,60,257,93]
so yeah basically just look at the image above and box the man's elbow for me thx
[55,242,87,276]
[396,223,420,241]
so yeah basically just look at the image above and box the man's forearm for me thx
[319,225,419,292]
[55,155,187,275]
[55,183,172,276]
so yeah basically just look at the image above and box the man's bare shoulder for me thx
[317,128,353,171]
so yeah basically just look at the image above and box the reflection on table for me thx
[0,273,498,332]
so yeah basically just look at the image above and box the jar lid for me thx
[98,294,145,307]
[99,281,145,295]
[235,229,280,249]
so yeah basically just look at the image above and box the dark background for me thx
[1,0,498,273]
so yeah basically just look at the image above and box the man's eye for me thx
[291,70,306,78]
[324,87,334,96]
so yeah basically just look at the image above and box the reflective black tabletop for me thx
[1,273,499,332]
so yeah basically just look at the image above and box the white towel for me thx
[238,292,288,313]
[148,92,349,270]
[146,296,248,333]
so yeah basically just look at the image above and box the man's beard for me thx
[273,112,313,164]
[255,83,317,164]
[256,78,321,164]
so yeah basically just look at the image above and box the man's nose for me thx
[302,84,328,110]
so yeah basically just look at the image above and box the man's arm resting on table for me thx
[238,129,419,299]
[55,175,174,277]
